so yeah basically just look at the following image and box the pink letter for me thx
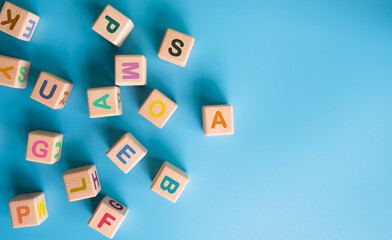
[32,140,48,158]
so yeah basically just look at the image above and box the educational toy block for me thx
[30,72,73,109]
[158,28,195,67]
[25,130,63,164]
[92,5,134,47]
[63,165,101,202]
[138,89,177,128]
[150,161,189,203]
[0,55,30,88]
[202,105,234,136]
[106,132,147,174]
[9,192,48,228]
[0,1,39,41]
[87,86,122,118]
[115,55,146,86]
[88,196,128,239]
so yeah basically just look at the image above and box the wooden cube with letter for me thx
[0,55,30,88]
[25,130,63,164]
[63,165,101,202]
[115,55,146,86]
[202,105,234,136]
[87,86,122,118]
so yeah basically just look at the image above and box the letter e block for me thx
[26,130,63,164]
[9,192,48,228]
[87,86,122,118]
[202,105,234,136]
[63,165,101,202]
[115,55,146,86]
[0,55,30,88]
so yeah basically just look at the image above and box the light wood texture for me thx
[0,55,30,88]
[25,130,63,164]
[115,55,146,86]
[0,1,39,41]
[87,86,122,118]
[138,89,177,128]
[63,165,101,202]
[106,132,147,174]
[150,161,189,203]
[88,196,128,239]
[202,105,234,136]
[8,192,48,228]
[92,5,134,47]
[158,28,195,67]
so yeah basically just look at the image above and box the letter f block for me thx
[0,55,30,89]
[9,192,48,228]
[26,130,63,164]
[63,165,101,202]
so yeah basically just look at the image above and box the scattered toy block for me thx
[115,55,146,86]
[0,1,39,41]
[150,161,189,203]
[87,86,122,118]
[63,165,101,202]
[88,196,128,239]
[92,5,134,47]
[138,89,177,128]
[25,130,63,164]
[158,28,195,67]
[8,192,48,228]
[202,105,234,136]
[0,54,30,88]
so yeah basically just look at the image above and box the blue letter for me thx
[160,176,179,194]
[39,80,57,99]
[116,144,135,164]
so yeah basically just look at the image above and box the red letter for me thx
[98,213,116,228]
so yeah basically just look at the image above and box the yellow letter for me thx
[148,100,166,118]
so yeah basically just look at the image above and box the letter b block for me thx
[115,55,146,86]
[9,192,48,228]
[0,55,30,88]
[63,165,101,202]
[202,105,234,136]
[87,86,122,118]
[26,130,63,164]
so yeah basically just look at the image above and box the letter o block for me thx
[9,192,48,228]
[151,161,189,203]
[115,55,146,86]
[87,86,122,118]
[0,55,30,89]
[25,130,63,164]
[63,165,101,202]
[202,105,234,136]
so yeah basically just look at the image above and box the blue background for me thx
[1,0,392,239]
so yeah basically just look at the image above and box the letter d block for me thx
[0,55,30,89]
[151,161,189,203]
[63,165,101,202]
[202,105,234,136]
[88,196,128,239]
[87,86,122,118]
[115,55,146,86]
[9,192,48,228]
[26,130,63,164]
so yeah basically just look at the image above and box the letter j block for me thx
[202,105,234,136]
[0,55,30,89]
[9,192,48,228]
[63,165,101,202]
[87,86,122,118]
[26,130,63,164]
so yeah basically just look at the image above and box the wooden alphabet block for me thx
[115,55,146,86]
[63,165,101,202]
[25,130,63,164]
[30,72,73,109]
[92,5,134,47]
[106,132,147,174]
[158,28,195,67]
[150,161,189,203]
[9,192,48,228]
[0,55,30,88]
[0,1,39,41]
[88,196,128,239]
[138,89,177,128]
[202,105,234,136]
[87,86,122,118]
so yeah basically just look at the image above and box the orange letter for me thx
[211,111,227,128]
[16,206,30,223]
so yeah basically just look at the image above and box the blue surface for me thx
[1,0,392,239]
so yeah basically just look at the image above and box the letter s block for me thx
[8,192,48,228]
[150,161,189,203]
[88,196,128,239]
[63,165,101,202]
[0,55,30,88]
[87,86,122,118]
[115,55,146,86]
[202,105,234,136]
[25,130,63,164]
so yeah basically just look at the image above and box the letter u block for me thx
[0,55,30,88]
[87,86,122,118]
[25,130,63,164]
[150,161,189,203]
[92,5,134,47]
[9,192,48,228]
[63,165,101,202]
[202,105,234,136]
[30,72,73,109]
[115,55,146,86]
[138,89,177,128]
[0,1,39,41]
[88,196,128,239]
[158,28,195,67]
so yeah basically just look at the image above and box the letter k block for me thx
[63,165,101,202]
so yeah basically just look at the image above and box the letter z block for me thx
[9,192,48,228]
[88,196,128,239]
[63,165,101,202]
[0,55,30,88]
[150,161,189,203]
[25,130,63,164]
[0,1,39,41]
[202,105,234,136]
[115,55,146,86]
[92,5,134,47]
[87,86,122,118]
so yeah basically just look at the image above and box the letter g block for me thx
[26,130,63,164]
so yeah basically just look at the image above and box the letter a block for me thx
[30,72,73,109]
[0,1,39,41]
[202,105,234,136]
[92,5,134,47]
[150,161,189,203]
[138,89,177,128]
[0,55,30,88]
[25,130,63,164]
[115,55,146,86]
[9,192,48,228]
[87,86,122,118]
[158,28,195,67]
[88,196,128,239]
[63,165,101,202]
[106,132,147,173]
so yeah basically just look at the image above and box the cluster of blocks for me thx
[1,2,235,238]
